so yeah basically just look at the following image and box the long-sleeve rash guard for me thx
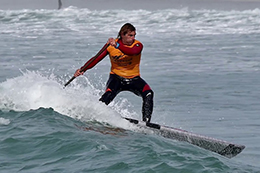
[80,39,143,79]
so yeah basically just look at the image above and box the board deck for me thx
[124,117,245,158]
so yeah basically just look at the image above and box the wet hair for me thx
[117,23,136,39]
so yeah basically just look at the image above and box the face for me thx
[121,30,136,46]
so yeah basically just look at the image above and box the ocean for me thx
[0,2,260,173]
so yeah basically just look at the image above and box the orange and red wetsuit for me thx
[80,39,153,122]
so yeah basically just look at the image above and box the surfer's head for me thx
[118,23,136,46]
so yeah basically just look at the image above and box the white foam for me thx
[0,117,10,125]
[0,70,137,130]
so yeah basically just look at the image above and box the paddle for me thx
[64,43,109,88]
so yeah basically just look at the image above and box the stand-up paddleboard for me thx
[124,117,245,158]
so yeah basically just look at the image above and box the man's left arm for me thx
[117,40,143,55]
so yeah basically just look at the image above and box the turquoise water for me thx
[1,6,260,172]
[0,108,257,172]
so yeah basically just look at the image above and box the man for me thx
[74,23,154,122]
[58,0,62,9]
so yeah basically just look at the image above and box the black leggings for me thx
[99,74,154,122]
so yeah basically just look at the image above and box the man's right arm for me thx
[74,44,108,77]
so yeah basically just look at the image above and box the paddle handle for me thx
[64,76,76,87]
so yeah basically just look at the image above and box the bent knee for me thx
[99,91,115,105]
[142,90,154,99]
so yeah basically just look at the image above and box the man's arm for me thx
[80,44,108,72]
[117,39,143,55]
[74,44,108,77]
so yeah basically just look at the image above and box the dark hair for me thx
[117,23,136,39]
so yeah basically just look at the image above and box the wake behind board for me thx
[124,117,245,158]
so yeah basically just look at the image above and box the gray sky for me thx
[1,0,260,10]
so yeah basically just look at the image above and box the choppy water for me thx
[1,6,260,172]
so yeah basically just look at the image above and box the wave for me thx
[0,7,260,36]
[1,72,259,172]
[0,107,258,172]
[0,71,136,129]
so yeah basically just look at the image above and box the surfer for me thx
[58,0,62,10]
[74,23,154,122]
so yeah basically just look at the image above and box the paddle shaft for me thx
[64,43,109,87]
